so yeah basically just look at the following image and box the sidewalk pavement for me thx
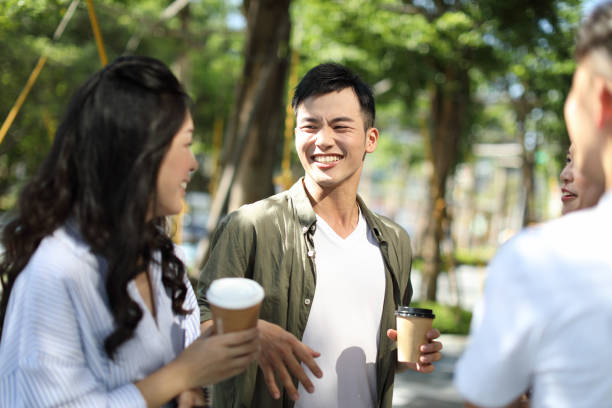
[392,334,468,408]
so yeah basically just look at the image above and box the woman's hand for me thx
[177,326,260,389]
[135,327,258,408]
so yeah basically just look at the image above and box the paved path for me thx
[392,334,468,408]
[392,266,485,407]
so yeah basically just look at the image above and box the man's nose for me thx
[315,125,334,148]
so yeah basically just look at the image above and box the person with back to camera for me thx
[197,62,443,408]
[0,56,259,408]
[454,3,612,407]
[559,143,604,214]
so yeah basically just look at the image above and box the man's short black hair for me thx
[292,63,375,129]
[576,1,612,61]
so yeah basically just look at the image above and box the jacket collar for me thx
[357,194,387,245]
[288,178,387,244]
[288,178,317,230]
[289,177,400,300]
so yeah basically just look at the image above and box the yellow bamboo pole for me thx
[86,0,108,66]
[275,49,300,191]
[0,56,48,145]
[173,199,187,244]
[0,0,79,146]
[209,117,224,196]
[41,108,56,142]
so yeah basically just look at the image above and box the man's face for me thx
[294,88,378,193]
[564,59,606,189]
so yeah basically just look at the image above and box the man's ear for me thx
[598,81,612,128]
[365,127,379,154]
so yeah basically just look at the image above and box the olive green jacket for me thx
[197,179,413,408]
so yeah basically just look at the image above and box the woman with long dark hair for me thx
[0,56,259,407]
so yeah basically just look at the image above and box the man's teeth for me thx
[181,182,188,189]
[315,155,341,163]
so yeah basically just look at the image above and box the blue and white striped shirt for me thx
[0,222,200,407]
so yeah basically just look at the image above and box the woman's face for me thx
[560,144,604,215]
[153,111,198,218]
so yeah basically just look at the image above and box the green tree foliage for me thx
[292,0,581,300]
[0,0,245,210]
[1,0,584,303]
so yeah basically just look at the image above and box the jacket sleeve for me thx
[196,210,257,323]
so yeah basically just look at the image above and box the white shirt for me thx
[454,193,612,408]
[0,223,200,407]
[295,211,386,408]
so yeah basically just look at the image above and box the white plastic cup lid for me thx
[206,278,265,309]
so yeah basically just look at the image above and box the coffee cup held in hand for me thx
[206,278,265,334]
[395,307,435,363]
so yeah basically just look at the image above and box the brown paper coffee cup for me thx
[210,302,262,334]
[395,307,435,363]
[206,278,265,334]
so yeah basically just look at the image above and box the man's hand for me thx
[257,319,322,401]
[465,395,527,408]
[176,387,206,408]
[386,328,443,373]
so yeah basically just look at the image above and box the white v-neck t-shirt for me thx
[295,210,386,408]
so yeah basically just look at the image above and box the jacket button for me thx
[302,226,308,233]
[304,298,311,305]
[307,250,315,257]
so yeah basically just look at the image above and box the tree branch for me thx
[89,1,241,52]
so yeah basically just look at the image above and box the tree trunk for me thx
[515,97,537,226]
[225,0,291,210]
[520,136,536,226]
[419,66,470,301]
[173,5,191,88]
[201,0,291,266]
[513,94,537,227]
[206,0,291,223]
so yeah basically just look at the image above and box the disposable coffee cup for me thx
[206,278,265,334]
[395,307,435,363]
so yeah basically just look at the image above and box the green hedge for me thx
[409,301,472,335]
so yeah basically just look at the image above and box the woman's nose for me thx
[190,151,199,172]
[560,163,572,183]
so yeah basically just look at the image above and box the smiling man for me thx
[197,63,442,408]
[454,3,612,407]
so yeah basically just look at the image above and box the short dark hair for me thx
[292,63,375,129]
[576,1,612,61]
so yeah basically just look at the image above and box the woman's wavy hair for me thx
[0,56,192,357]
